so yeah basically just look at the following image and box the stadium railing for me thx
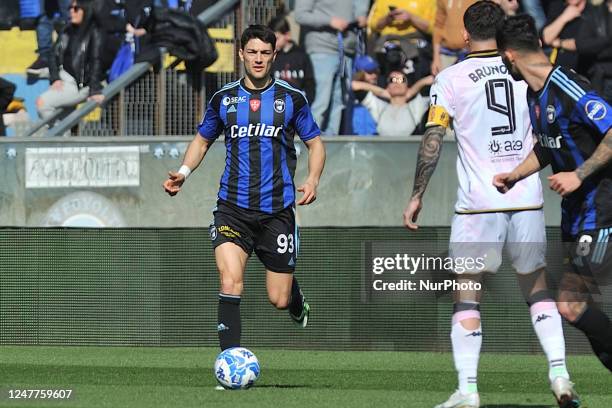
[21,0,285,138]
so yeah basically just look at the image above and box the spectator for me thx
[295,0,370,135]
[97,0,155,69]
[367,0,436,80]
[37,0,105,120]
[26,0,71,78]
[541,0,588,71]
[431,0,478,75]
[351,55,379,135]
[268,15,316,103]
[576,0,612,103]
[0,77,16,136]
[351,70,432,136]
[521,0,547,31]
[492,0,519,15]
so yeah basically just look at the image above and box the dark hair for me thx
[268,15,290,34]
[240,24,277,50]
[463,0,505,41]
[73,0,97,35]
[496,14,540,52]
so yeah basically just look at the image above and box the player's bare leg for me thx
[436,275,482,408]
[266,270,309,328]
[266,270,292,309]
[215,242,249,350]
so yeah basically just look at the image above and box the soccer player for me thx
[163,25,325,351]
[403,2,578,407]
[494,14,612,374]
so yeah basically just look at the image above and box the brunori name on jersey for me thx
[229,123,283,138]
[468,64,509,83]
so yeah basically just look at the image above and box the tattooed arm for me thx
[403,125,445,229]
[549,128,612,196]
[576,128,612,181]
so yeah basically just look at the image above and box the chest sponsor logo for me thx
[229,124,283,138]
[536,133,562,149]
[585,100,607,121]
[250,99,261,112]
[546,105,556,124]
[222,96,247,106]
[274,98,285,113]
[488,139,523,155]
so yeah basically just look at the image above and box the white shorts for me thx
[449,210,547,274]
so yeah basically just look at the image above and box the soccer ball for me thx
[214,347,260,389]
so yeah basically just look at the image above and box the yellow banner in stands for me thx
[0,28,38,74]
[163,26,235,73]
[75,103,102,122]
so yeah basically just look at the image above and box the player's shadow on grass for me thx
[482,405,552,408]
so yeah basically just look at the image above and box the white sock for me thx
[451,320,482,394]
[530,301,570,382]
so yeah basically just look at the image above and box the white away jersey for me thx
[427,50,543,213]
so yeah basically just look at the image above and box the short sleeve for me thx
[426,72,454,128]
[533,141,552,168]
[570,92,612,136]
[197,99,224,141]
[292,93,320,141]
[361,91,386,122]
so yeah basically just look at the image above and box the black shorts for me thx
[210,200,299,273]
[563,227,612,290]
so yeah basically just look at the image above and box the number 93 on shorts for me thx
[210,200,299,273]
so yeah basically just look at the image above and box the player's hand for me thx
[163,171,186,196]
[403,197,422,230]
[296,180,317,205]
[330,16,349,32]
[493,172,518,193]
[548,171,581,197]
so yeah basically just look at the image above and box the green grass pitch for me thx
[0,347,609,407]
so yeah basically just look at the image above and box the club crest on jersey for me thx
[546,105,556,124]
[210,225,217,240]
[250,99,261,112]
[585,100,607,121]
[222,96,246,106]
[274,98,285,113]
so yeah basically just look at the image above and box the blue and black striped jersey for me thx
[529,66,612,237]
[197,78,320,214]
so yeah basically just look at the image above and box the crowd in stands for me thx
[2,0,212,132]
[277,0,612,136]
[1,0,611,136]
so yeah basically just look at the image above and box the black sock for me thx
[218,293,241,351]
[289,277,304,317]
[572,306,612,372]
